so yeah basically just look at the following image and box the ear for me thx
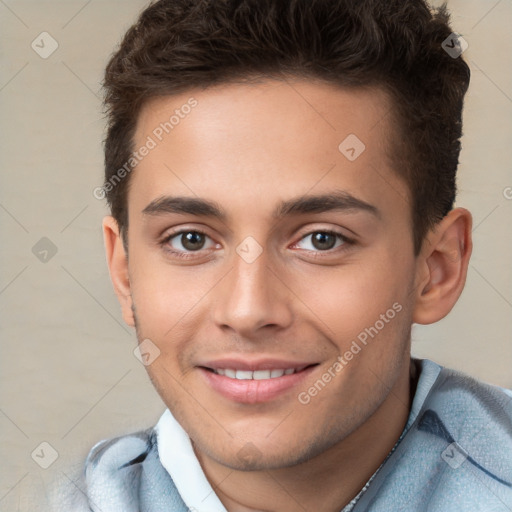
[412,208,472,325]
[103,216,135,327]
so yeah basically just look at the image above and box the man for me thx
[78,0,512,510]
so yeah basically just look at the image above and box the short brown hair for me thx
[102,0,470,254]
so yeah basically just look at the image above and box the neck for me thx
[195,359,414,512]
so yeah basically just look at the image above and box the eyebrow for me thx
[142,190,380,221]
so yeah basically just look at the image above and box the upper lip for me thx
[198,358,318,371]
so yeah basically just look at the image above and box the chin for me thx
[200,431,336,472]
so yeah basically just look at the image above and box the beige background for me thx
[0,0,510,510]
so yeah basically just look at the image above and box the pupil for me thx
[182,232,204,250]
[313,232,336,250]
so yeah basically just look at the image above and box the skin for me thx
[103,79,472,512]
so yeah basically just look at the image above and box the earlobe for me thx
[412,208,472,325]
[102,216,135,327]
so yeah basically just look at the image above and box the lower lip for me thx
[199,366,316,404]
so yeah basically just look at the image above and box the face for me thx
[122,79,419,470]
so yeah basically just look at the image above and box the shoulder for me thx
[85,427,156,473]
[81,426,188,511]
[50,428,160,512]
[427,363,512,426]
[353,361,512,511]
[412,358,512,427]
[415,365,512,509]
[414,361,512,466]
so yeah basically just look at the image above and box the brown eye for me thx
[311,232,337,251]
[164,230,216,255]
[296,231,348,252]
[180,231,206,251]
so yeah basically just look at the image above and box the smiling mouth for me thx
[201,364,317,380]
[208,366,310,380]
[199,363,319,403]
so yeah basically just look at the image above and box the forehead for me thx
[129,79,409,224]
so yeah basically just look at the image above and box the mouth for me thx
[205,366,309,380]
[198,360,319,404]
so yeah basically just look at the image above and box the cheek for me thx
[128,257,223,381]
[129,253,211,334]
[290,251,412,344]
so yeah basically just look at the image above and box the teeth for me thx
[235,370,253,380]
[253,370,271,380]
[213,368,300,379]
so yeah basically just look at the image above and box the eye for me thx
[162,229,217,257]
[294,230,351,252]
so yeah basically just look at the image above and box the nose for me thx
[211,249,294,338]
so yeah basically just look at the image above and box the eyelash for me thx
[160,229,354,260]
[160,229,216,260]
